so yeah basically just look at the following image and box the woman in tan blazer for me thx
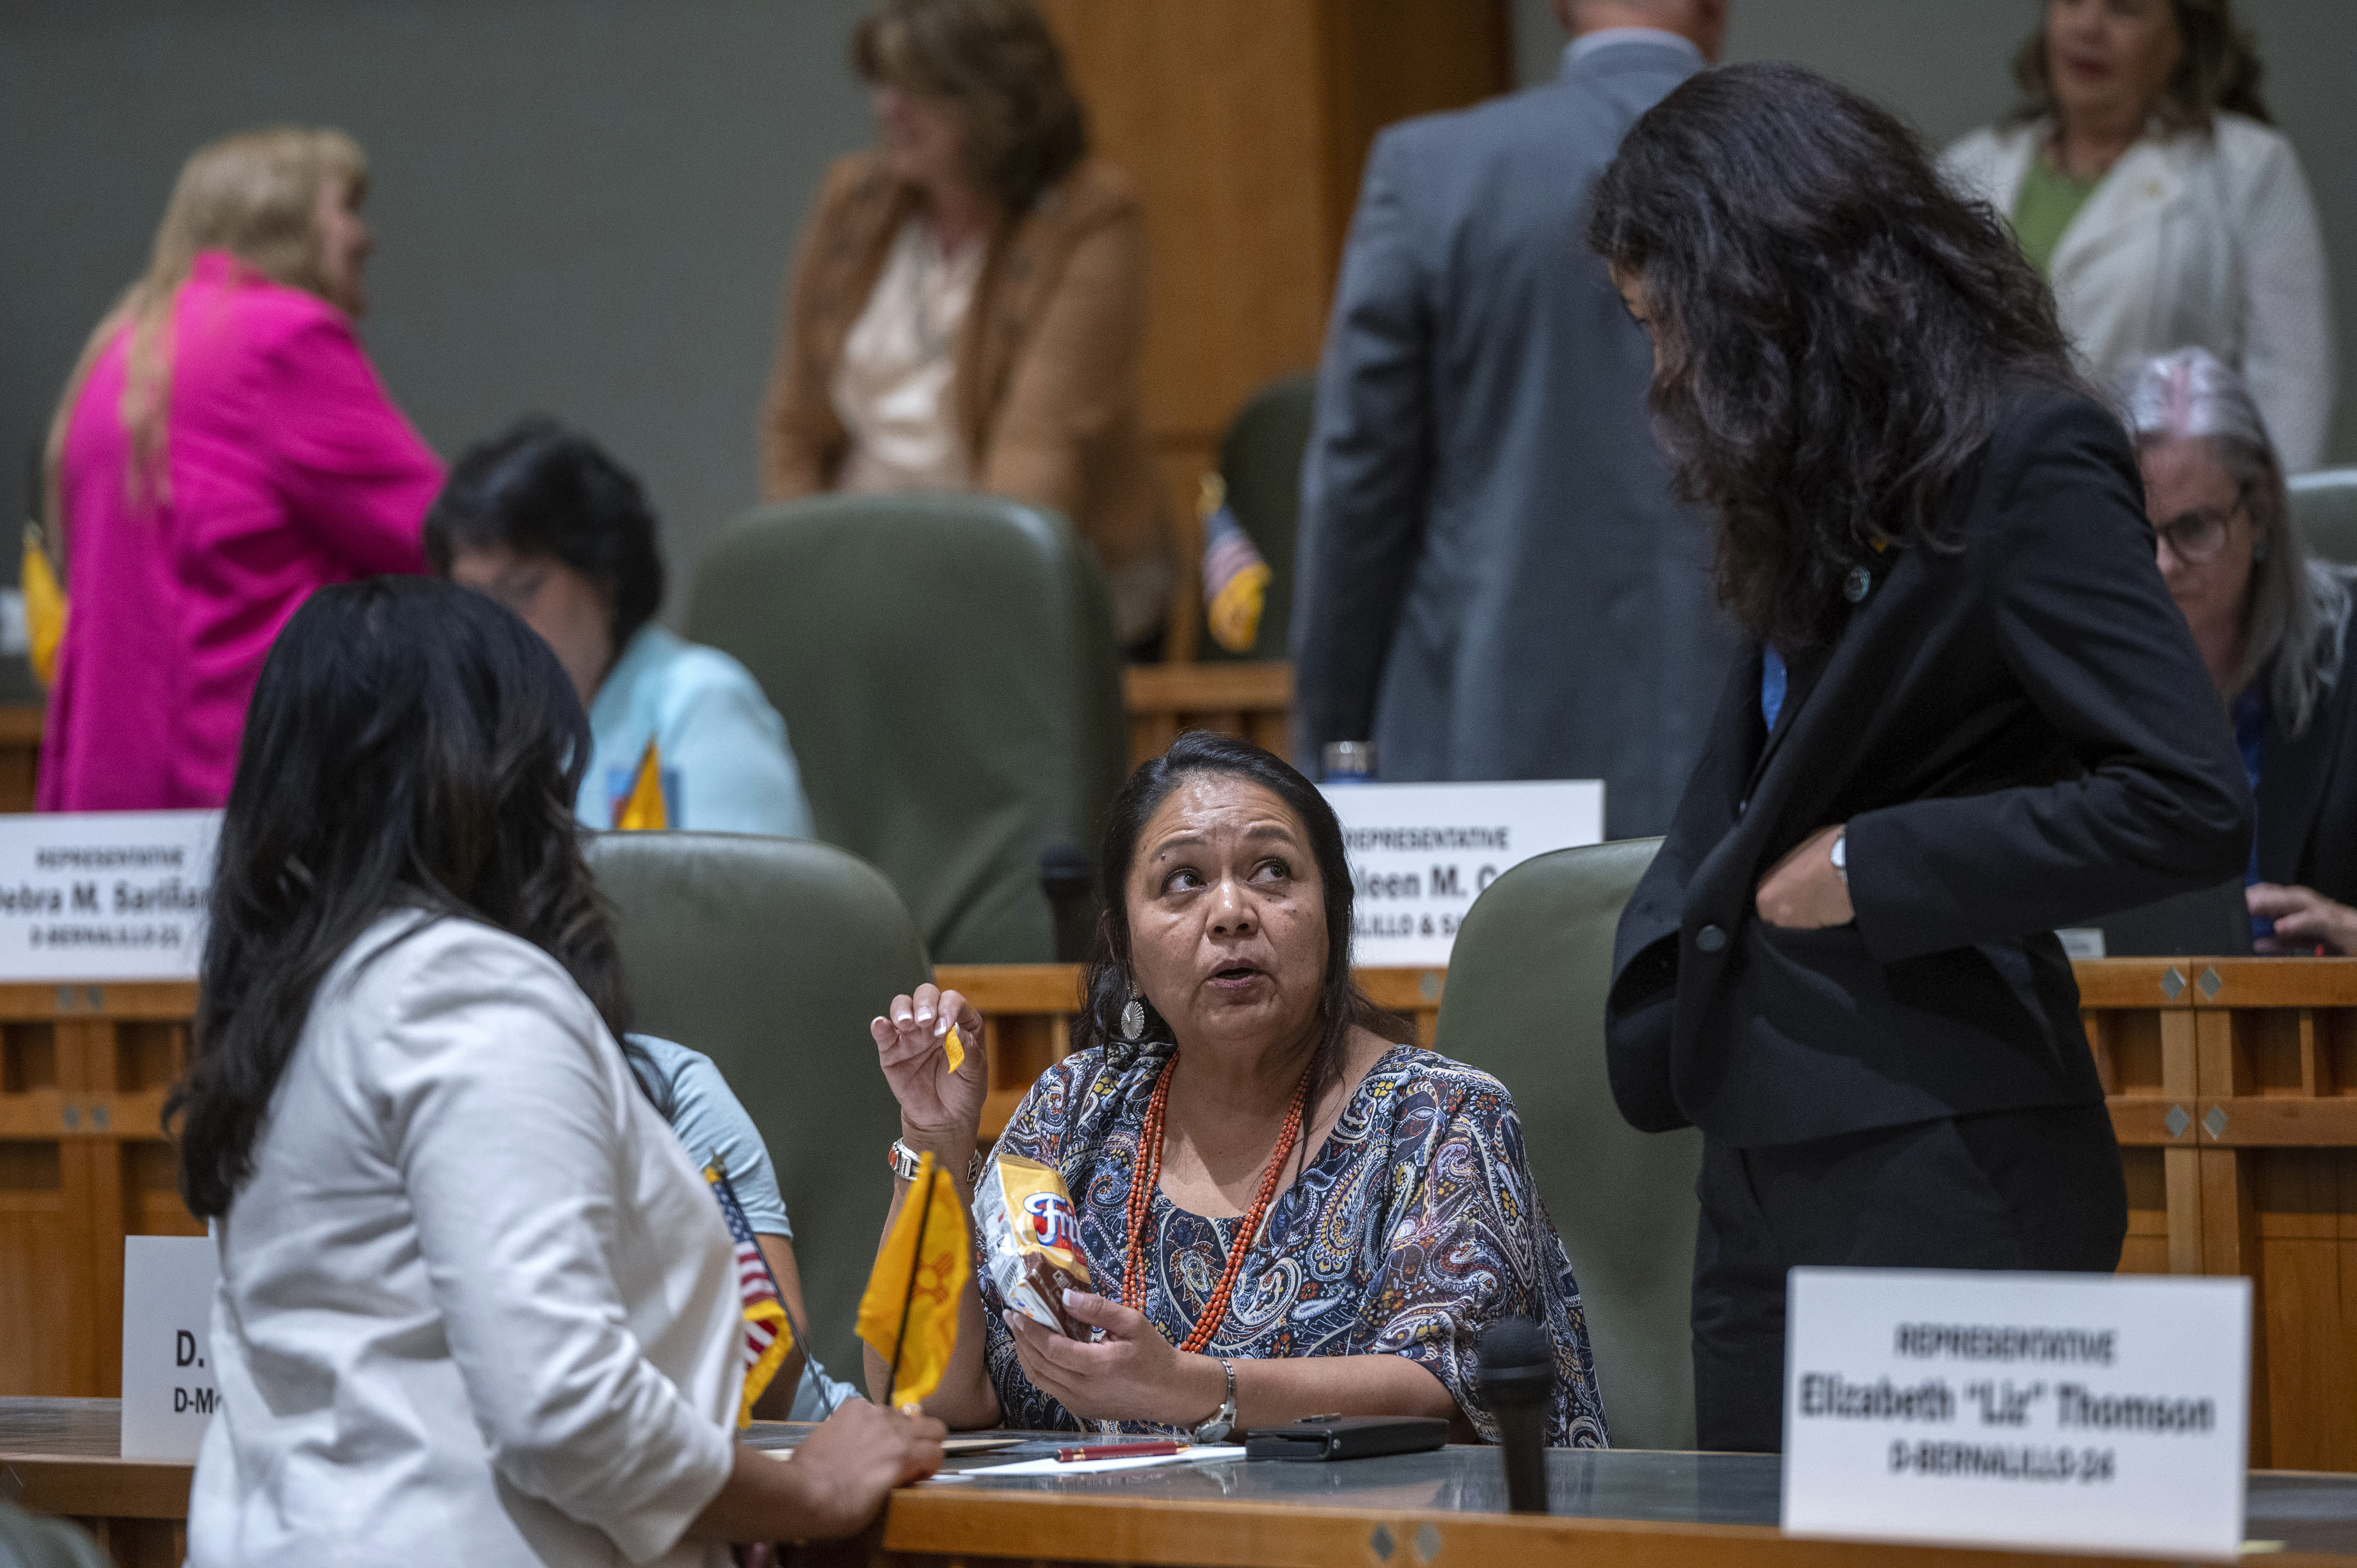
[761,0,1172,649]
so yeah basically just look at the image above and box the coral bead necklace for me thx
[1122,1050,1315,1355]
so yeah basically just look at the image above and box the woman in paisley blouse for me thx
[866,731,1606,1445]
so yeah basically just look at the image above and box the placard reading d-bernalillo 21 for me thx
[0,811,221,981]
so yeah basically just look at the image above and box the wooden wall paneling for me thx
[1315,0,1514,266]
[1039,2,1335,441]
[1040,2,1511,662]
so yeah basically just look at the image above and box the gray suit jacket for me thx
[1292,40,1733,837]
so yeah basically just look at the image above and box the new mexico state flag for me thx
[615,738,668,831]
[856,1152,969,1411]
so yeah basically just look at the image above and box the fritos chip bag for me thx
[975,1153,1092,1337]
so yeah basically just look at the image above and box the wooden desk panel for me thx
[8,959,2353,1479]
[13,1406,2357,1568]
[0,989,202,1402]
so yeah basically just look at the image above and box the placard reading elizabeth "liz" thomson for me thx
[1317,780,1604,967]
[0,811,220,981]
[1783,1268,2252,1561]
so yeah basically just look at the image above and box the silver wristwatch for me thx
[888,1137,986,1186]
[1192,1357,1237,1444]
[1829,830,1848,886]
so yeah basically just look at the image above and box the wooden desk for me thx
[2079,959,2357,1471]
[12,1403,2357,1568]
[7,959,2353,1476]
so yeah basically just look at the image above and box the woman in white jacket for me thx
[170,577,942,1567]
[1944,0,2336,471]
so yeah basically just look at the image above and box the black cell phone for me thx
[1243,1414,1450,1461]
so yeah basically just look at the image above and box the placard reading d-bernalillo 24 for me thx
[1782,1267,2251,1561]
[0,811,221,981]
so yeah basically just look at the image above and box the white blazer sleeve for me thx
[372,938,736,1562]
[2236,134,2338,471]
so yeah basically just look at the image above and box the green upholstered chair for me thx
[2291,468,2357,568]
[687,494,1128,964]
[1431,837,1702,1451]
[586,830,930,1384]
[1205,373,1316,663]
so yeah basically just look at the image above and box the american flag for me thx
[1200,492,1271,654]
[704,1159,795,1427]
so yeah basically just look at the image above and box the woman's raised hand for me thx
[871,983,988,1155]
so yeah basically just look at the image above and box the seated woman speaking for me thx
[173,577,935,1565]
[868,732,1605,1445]
[2122,348,2357,949]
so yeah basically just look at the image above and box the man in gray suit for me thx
[1292,0,1732,837]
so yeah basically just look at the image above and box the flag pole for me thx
[886,1158,938,1408]
[712,1151,810,1365]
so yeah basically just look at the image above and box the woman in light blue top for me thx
[631,1033,863,1421]
[426,418,815,837]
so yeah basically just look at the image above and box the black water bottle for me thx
[1476,1317,1551,1515]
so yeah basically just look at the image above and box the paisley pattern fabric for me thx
[977,1042,1608,1446]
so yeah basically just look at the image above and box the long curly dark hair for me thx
[170,577,636,1218]
[1072,732,1407,1089]
[1586,63,2083,650]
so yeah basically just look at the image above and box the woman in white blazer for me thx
[1944,0,2336,471]
[169,577,941,1567]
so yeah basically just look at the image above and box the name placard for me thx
[1783,1268,2250,1561]
[1320,780,1604,966]
[120,1234,222,1461]
[0,810,219,980]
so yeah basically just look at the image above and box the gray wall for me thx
[1512,0,2356,467]
[1,0,877,611]
[8,0,2347,615]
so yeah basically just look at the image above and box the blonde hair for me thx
[41,127,368,543]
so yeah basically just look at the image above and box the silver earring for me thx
[1120,992,1147,1041]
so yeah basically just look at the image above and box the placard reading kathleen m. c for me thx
[1318,781,1603,966]
[0,810,219,981]
[1783,1268,2251,1561]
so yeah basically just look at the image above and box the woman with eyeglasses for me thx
[2124,349,2357,951]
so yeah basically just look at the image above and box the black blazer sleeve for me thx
[1845,398,2254,962]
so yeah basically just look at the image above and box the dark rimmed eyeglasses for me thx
[2155,485,2253,566]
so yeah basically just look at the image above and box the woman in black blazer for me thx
[2121,348,2357,951]
[1586,65,2253,1454]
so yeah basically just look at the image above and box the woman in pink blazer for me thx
[38,127,442,811]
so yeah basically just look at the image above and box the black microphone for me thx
[1476,1317,1551,1515]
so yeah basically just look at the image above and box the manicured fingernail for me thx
[935,1015,951,1036]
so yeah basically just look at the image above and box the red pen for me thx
[1053,1440,1183,1463]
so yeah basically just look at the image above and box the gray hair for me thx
[2118,348,2350,738]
